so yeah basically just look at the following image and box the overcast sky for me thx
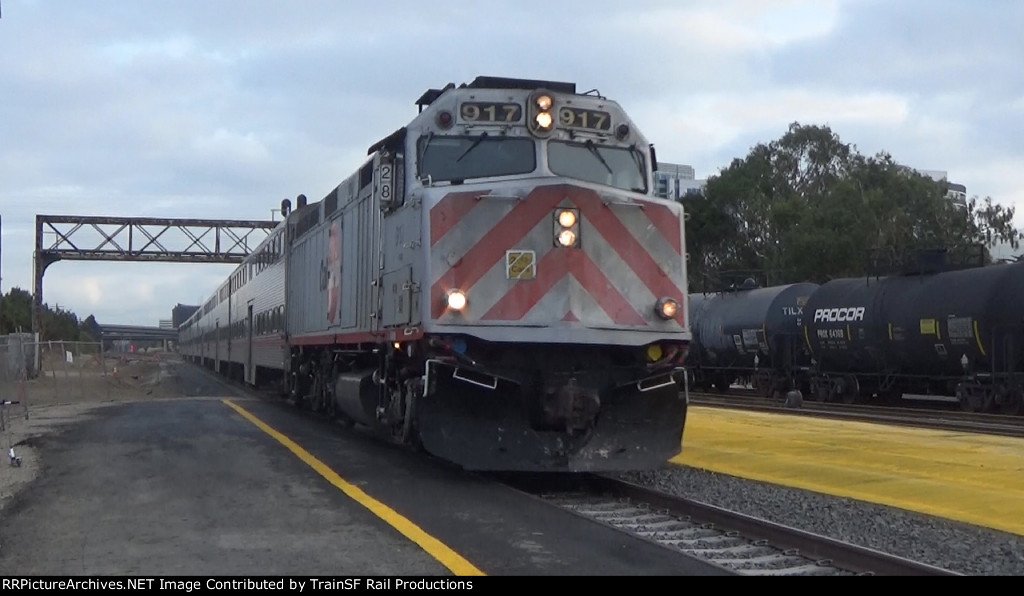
[1,0,1022,328]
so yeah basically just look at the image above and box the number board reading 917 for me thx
[559,107,611,131]
[460,102,522,123]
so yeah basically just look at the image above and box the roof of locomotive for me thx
[414,75,578,109]
[368,76,587,155]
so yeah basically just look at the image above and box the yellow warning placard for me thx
[506,250,536,280]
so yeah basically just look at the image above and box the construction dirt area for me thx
[0,351,194,517]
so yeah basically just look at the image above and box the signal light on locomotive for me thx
[553,208,580,248]
[655,297,680,320]
[615,123,630,141]
[445,289,468,312]
[557,209,577,228]
[437,110,454,129]
[557,229,577,247]
[529,92,555,136]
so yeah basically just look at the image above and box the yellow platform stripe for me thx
[223,399,485,576]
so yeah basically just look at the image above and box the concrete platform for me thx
[673,406,1024,536]
[0,396,729,576]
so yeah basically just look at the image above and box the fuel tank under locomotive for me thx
[688,283,819,392]
[803,261,1024,403]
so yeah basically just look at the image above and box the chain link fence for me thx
[1,335,172,469]
[0,336,120,426]
[0,334,35,436]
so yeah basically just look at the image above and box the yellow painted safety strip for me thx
[974,320,986,356]
[222,399,485,576]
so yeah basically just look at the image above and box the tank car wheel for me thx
[876,389,902,405]
[998,387,1024,416]
[712,373,732,394]
[838,376,859,404]
[957,383,985,412]
[783,390,803,408]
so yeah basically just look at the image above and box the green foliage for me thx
[0,287,33,334]
[685,122,1021,290]
[0,287,98,341]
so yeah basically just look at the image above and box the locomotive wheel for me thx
[388,380,421,449]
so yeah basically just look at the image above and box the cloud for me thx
[634,89,910,175]
[625,0,840,51]
[0,0,1021,325]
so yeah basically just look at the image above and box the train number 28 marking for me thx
[380,163,392,202]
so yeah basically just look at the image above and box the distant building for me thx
[908,167,968,209]
[172,304,200,329]
[654,162,706,201]
[910,167,1022,262]
[159,320,173,330]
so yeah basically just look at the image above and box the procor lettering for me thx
[813,307,865,323]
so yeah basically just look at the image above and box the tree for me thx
[0,287,100,341]
[0,287,33,334]
[685,122,1020,290]
[79,314,101,342]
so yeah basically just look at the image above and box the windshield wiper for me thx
[584,139,613,174]
[456,132,489,162]
[628,144,647,192]
[419,131,434,163]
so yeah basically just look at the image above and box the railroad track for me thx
[495,473,960,576]
[689,391,1024,439]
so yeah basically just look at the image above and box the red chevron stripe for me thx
[429,190,483,246]
[479,249,570,321]
[429,185,566,319]
[481,248,646,326]
[575,195,686,325]
[574,249,649,326]
[642,202,683,255]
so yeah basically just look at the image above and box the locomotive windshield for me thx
[418,134,536,182]
[548,140,648,193]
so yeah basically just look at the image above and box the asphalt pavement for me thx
[0,361,729,576]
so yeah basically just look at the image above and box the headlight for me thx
[655,297,680,320]
[557,229,577,247]
[446,290,467,311]
[535,112,553,130]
